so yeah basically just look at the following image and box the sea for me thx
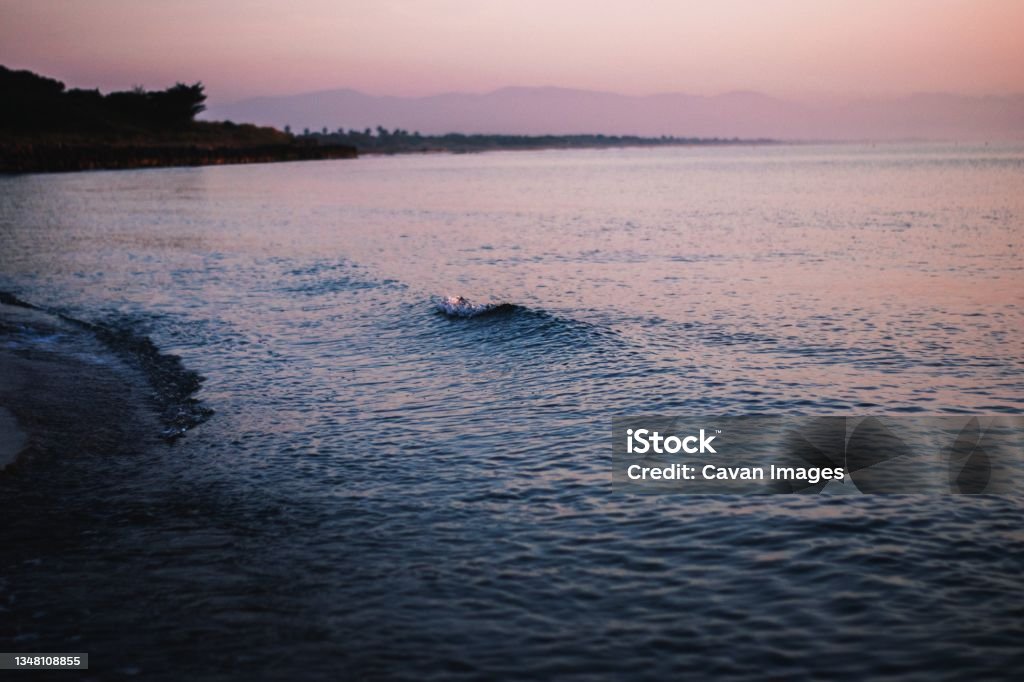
[1,143,1022,680]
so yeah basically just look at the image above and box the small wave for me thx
[434,295,518,319]
[430,294,622,362]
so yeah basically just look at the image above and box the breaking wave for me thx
[433,295,519,318]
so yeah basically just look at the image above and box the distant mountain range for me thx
[205,87,1024,141]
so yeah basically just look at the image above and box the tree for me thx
[159,82,207,125]
[104,81,206,128]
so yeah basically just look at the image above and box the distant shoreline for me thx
[300,129,779,156]
[0,140,357,174]
[0,135,784,175]
[359,139,782,156]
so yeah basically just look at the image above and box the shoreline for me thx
[357,139,784,157]
[6,138,978,176]
[0,301,155,469]
[0,141,357,174]
[0,296,208,470]
[1,135,788,176]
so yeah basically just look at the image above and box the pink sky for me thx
[2,0,1022,104]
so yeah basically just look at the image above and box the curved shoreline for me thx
[0,295,211,469]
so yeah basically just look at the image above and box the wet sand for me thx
[0,300,172,656]
[0,301,164,469]
[0,406,27,469]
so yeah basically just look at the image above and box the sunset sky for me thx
[2,0,1022,104]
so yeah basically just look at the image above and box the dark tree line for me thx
[0,66,361,173]
[1,65,207,133]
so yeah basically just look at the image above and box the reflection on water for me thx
[0,144,1022,679]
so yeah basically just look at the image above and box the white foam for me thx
[434,295,502,318]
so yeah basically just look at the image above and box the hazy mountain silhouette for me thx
[206,87,1024,141]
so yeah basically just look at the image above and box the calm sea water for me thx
[1,144,1023,679]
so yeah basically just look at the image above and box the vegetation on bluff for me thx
[0,66,356,173]
[1,66,209,133]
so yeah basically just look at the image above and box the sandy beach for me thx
[0,300,164,471]
[0,406,27,469]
